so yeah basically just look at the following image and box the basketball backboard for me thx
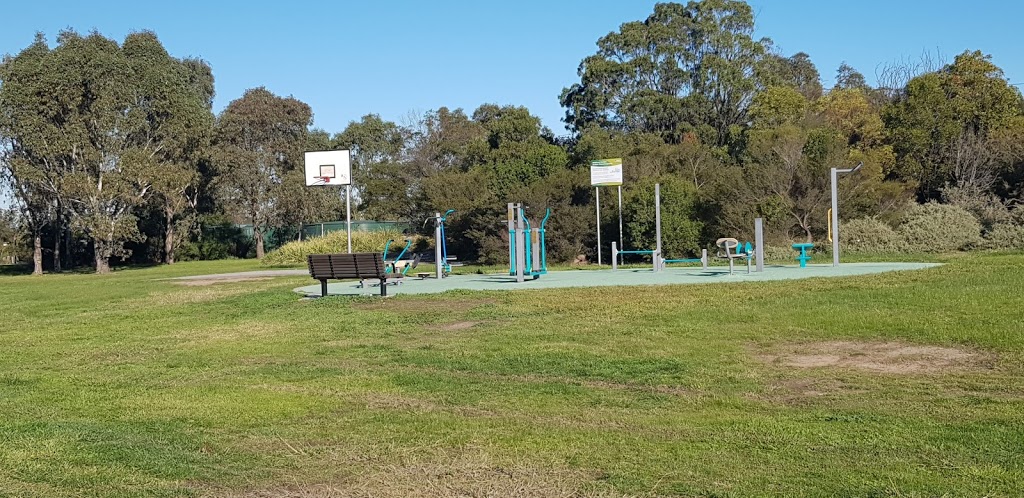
[304,150,351,186]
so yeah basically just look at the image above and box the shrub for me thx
[262,229,413,266]
[842,217,906,253]
[985,223,1024,250]
[896,202,982,252]
[761,243,800,262]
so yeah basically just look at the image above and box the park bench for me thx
[307,253,389,297]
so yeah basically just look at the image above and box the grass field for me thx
[0,254,1022,497]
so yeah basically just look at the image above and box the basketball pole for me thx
[345,185,352,253]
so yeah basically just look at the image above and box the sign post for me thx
[590,158,623,267]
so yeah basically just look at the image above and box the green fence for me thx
[233,221,413,252]
[300,221,412,239]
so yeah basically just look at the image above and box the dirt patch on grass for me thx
[428,320,482,331]
[205,446,621,498]
[174,277,273,286]
[352,297,496,314]
[757,340,993,374]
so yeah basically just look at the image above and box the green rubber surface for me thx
[294,262,941,297]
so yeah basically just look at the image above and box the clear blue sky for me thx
[2,0,1022,136]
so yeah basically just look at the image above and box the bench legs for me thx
[380,278,387,297]
[320,279,328,297]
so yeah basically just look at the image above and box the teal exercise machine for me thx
[791,242,814,268]
[507,203,550,282]
[381,238,416,276]
[423,209,455,279]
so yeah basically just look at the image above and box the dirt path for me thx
[170,269,307,286]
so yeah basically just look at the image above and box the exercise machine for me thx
[423,209,455,279]
[508,203,550,282]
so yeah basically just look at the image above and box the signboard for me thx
[304,150,352,186]
[590,158,623,186]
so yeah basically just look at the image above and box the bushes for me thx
[897,202,981,252]
[986,223,1024,250]
[261,229,413,266]
[842,217,906,253]
[841,202,985,253]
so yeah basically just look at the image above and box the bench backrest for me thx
[308,253,386,280]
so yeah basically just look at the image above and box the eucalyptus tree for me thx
[0,34,62,273]
[124,32,215,264]
[212,87,312,258]
[333,114,411,221]
[560,0,773,144]
[0,31,214,272]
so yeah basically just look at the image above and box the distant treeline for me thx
[2,0,1023,274]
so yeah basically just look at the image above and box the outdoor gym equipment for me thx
[792,242,814,268]
[382,238,412,273]
[381,238,420,277]
[716,238,755,275]
[508,203,550,282]
[610,243,661,271]
[657,249,709,270]
[423,209,455,279]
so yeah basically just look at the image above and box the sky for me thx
[1,0,1023,137]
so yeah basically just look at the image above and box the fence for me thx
[299,221,412,239]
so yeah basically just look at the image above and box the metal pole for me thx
[831,168,839,267]
[345,185,352,253]
[611,242,618,271]
[617,185,623,267]
[595,187,601,265]
[507,203,515,276]
[755,217,764,272]
[515,208,525,283]
[654,183,662,272]
[434,212,443,279]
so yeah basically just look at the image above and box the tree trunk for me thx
[64,223,72,270]
[164,206,175,265]
[254,229,265,259]
[94,239,112,274]
[32,233,43,275]
[52,218,62,273]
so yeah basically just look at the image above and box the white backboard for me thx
[304,150,352,186]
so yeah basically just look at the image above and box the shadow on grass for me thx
[0,264,32,276]
[0,261,166,277]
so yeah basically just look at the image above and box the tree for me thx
[0,31,213,273]
[0,206,26,264]
[124,33,215,264]
[884,50,1023,199]
[623,176,704,258]
[470,104,568,198]
[560,0,773,144]
[213,87,312,258]
[334,114,411,221]
[0,34,61,274]
[762,52,823,100]
[834,63,868,91]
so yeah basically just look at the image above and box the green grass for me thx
[0,254,1022,496]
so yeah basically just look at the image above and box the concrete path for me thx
[172,269,307,281]
[293,262,941,297]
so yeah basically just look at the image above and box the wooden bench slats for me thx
[307,253,389,297]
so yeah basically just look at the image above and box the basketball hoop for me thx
[315,176,331,185]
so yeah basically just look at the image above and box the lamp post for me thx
[830,162,863,267]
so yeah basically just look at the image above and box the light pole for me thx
[830,162,863,267]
